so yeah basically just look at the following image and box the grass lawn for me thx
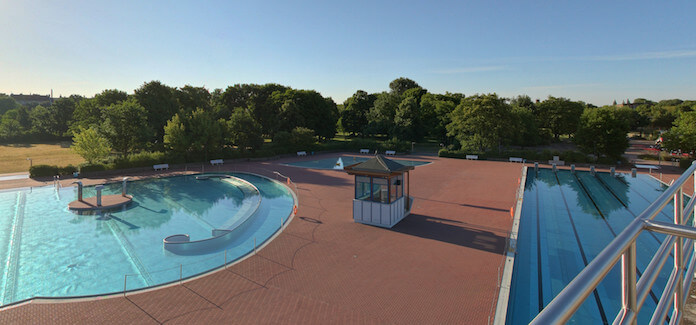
[0,142,85,174]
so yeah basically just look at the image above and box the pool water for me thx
[507,169,690,324]
[0,173,294,305]
[284,155,430,169]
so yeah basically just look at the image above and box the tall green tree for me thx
[393,96,421,141]
[536,96,584,139]
[662,111,696,157]
[176,85,211,113]
[29,105,58,136]
[134,81,178,142]
[273,89,337,140]
[340,90,375,136]
[574,108,629,160]
[71,127,112,164]
[164,108,226,160]
[0,95,19,115]
[0,118,22,139]
[94,89,128,107]
[227,109,263,151]
[70,98,104,134]
[51,96,81,136]
[101,99,151,158]
[366,92,400,136]
[389,77,420,96]
[446,94,515,152]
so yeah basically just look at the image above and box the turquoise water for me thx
[284,155,430,169]
[507,169,690,324]
[0,173,294,305]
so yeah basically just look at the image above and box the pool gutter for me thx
[493,165,527,325]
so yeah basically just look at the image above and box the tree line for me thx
[1,77,695,169]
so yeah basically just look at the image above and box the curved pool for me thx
[0,173,295,306]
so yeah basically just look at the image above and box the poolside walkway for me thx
[1,155,522,324]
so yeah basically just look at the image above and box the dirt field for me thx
[0,142,85,173]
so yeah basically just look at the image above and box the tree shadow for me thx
[391,213,507,255]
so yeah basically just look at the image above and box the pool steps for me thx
[104,216,154,286]
[2,192,26,304]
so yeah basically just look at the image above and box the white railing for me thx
[531,161,696,325]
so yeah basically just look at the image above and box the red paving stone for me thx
[0,154,523,324]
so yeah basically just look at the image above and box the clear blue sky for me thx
[1,0,695,106]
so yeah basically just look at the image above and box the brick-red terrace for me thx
[1,155,525,324]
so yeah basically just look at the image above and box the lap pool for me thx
[508,168,690,324]
[0,173,295,306]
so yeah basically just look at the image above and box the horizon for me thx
[2,1,695,106]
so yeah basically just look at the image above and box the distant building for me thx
[10,93,52,106]
[615,99,639,109]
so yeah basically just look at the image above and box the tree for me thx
[366,92,400,136]
[51,96,81,136]
[446,94,515,152]
[389,77,420,96]
[340,90,375,136]
[393,96,421,141]
[0,118,22,139]
[94,89,128,107]
[0,95,19,115]
[219,83,289,136]
[70,98,104,134]
[29,105,58,136]
[419,93,458,143]
[662,111,696,157]
[511,106,540,147]
[163,108,226,160]
[227,109,263,151]
[176,85,211,113]
[134,81,178,142]
[574,108,629,160]
[536,96,584,139]
[273,89,337,140]
[101,99,151,158]
[71,127,111,164]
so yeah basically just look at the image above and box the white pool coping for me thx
[493,165,527,325]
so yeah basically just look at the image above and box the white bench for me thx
[360,149,370,154]
[385,150,396,156]
[509,157,524,163]
[210,159,223,166]
[153,164,169,171]
[465,155,479,160]
[297,151,307,156]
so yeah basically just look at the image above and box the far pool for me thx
[284,155,431,170]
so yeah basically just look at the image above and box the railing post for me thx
[674,187,684,317]
[124,274,127,296]
[622,243,637,324]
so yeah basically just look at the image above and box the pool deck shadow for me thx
[0,154,526,324]
[392,213,507,254]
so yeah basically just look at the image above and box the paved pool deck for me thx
[0,154,523,324]
[0,154,688,324]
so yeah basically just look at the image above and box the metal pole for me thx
[621,243,637,325]
[254,237,257,253]
[224,250,227,269]
[95,185,103,206]
[180,264,183,284]
[674,187,684,317]
[124,275,127,296]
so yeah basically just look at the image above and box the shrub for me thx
[291,127,316,149]
[272,131,293,148]
[79,163,110,173]
[113,151,167,169]
[29,165,59,178]
[59,165,78,175]
[381,138,410,153]
[680,158,694,169]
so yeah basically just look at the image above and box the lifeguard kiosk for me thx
[344,155,413,228]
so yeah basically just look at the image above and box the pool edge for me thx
[493,165,527,325]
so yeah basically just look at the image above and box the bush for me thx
[272,131,293,148]
[79,163,110,173]
[113,151,167,169]
[291,127,316,149]
[680,158,694,169]
[29,165,60,178]
[381,138,410,153]
[59,165,78,175]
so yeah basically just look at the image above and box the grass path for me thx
[0,142,85,174]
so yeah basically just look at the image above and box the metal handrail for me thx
[530,161,696,325]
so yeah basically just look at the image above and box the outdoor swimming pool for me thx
[507,168,689,324]
[284,155,430,170]
[0,173,295,306]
